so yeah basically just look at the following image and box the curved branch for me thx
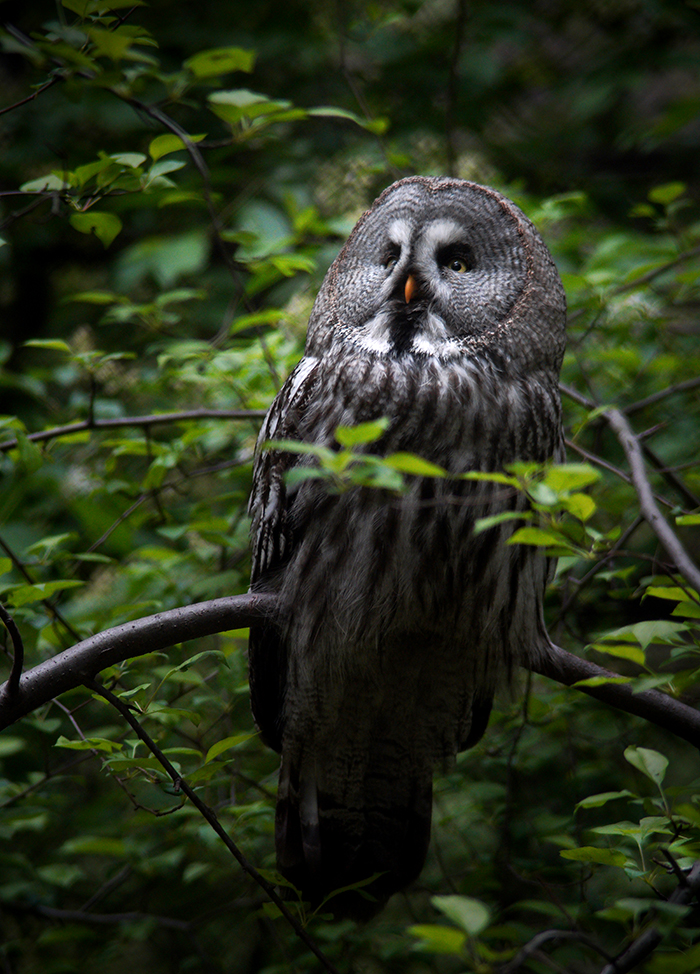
[534,642,700,750]
[0,594,276,729]
[0,602,24,698]
[598,860,700,974]
[1,595,699,750]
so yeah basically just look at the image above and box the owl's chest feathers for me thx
[301,348,558,468]
[278,350,556,677]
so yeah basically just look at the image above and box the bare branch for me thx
[500,928,614,973]
[0,593,276,729]
[2,595,699,750]
[604,407,700,594]
[4,901,191,931]
[0,602,24,698]
[0,76,61,118]
[597,861,700,974]
[624,376,700,416]
[614,243,700,295]
[0,408,267,454]
[86,677,341,974]
[533,642,700,750]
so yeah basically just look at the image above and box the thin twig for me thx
[85,677,341,974]
[615,242,700,295]
[597,861,700,974]
[500,928,614,974]
[0,408,266,454]
[0,534,81,645]
[7,900,191,930]
[0,603,24,699]
[0,76,62,118]
[604,407,700,593]
[624,376,700,416]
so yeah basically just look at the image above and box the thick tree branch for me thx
[0,594,276,728]
[533,642,700,749]
[1,595,699,749]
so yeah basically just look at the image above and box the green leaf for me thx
[646,941,700,974]
[572,676,632,687]
[111,152,147,169]
[8,579,84,606]
[384,453,447,477]
[70,211,122,248]
[645,586,693,602]
[473,511,530,535]
[24,339,71,352]
[148,133,206,161]
[55,736,123,753]
[408,924,466,954]
[672,601,700,618]
[575,790,635,810]
[62,0,144,12]
[431,895,490,935]
[562,492,596,521]
[543,463,601,492]
[87,26,138,61]
[559,846,628,866]
[64,290,124,305]
[648,182,686,205]
[205,733,257,763]
[60,836,129,857]
[675,513,700,526]
[20,173,68,192]
[631,620,687,650]
[624,746,668,786]
[0,737,26,757]
[184,47,255,78]
[508,526,564,547]
[591,642,646,666]
[208,89,294,125]
[104,756,168,772]
[308,105,389,133]
[162,649,227,678]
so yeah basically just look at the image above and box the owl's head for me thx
[306,176,566,375]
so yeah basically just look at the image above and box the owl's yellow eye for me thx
[438,244,473,274]
[384,255,399,270]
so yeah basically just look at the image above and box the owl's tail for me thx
[274,747,433,920]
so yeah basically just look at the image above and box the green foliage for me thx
[0,1,700,972]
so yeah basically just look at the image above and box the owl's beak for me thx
[404,274,417,303]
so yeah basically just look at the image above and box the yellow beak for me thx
[404,274,417,303]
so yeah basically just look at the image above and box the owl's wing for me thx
[248,357,320,752]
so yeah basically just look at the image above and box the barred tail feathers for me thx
[275,744,432,920]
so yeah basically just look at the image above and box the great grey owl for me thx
[248,176,566,918]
